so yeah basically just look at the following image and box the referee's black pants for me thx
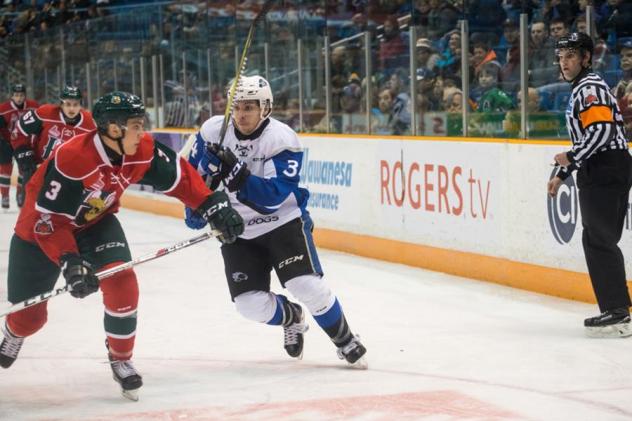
[578,150,632,312]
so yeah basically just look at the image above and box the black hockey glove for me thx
[195,191,244,244]
[13,146,36,185]
[60,254,100,299]
[207,144,250,192]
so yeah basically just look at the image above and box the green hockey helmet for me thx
[59,85,82,101]
[11,83,26,94]
[92,91,145,131]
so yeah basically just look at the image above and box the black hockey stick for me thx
[216,0,276,147]
[0,230,220,318]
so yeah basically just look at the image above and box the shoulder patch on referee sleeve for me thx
[584,94,598,107]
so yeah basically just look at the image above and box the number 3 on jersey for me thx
[45,180,62,200]
[283,160,299,177]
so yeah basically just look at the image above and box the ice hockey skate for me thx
[337,335,367,369]
[1,196,9,211]
[283,301,309,359]
[0,322,24,368]
[108,351,143,401]
[584,308,632,338]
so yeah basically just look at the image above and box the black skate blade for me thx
[346,356,368,370]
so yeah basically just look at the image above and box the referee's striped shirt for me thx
[557,70,628,180]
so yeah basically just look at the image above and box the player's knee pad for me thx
[234,290,277,323]
[99,263,139,313]
[7,303,48,337]
[285,274,335,316]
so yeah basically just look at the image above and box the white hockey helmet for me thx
[230,75,273,120]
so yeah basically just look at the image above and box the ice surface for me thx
[1,208,632,420]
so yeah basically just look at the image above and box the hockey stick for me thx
[0,229,220,318]
[216,0,276,147]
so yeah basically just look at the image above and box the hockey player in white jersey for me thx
[185,75,367,367]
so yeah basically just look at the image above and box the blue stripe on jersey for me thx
[266,294,285,326]
[313,298,342,329]
[237,150,306,213]
[301,213,323,275]
[187,132,206,170]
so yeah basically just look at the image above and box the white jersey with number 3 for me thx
[191,116,309,239]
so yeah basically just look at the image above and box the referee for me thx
[547,33,632,337]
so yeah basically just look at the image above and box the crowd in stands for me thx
[3,0,632,137]
[322,0,632,136]
[0,0,163,37]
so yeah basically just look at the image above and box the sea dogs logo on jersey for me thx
[231,272,248,283]
[34,214,54,235]
[235,143,253,158]
[547,169,578,244]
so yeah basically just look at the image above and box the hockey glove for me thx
[199,144,225,179]
[184,206,208,230]
[60,254,100,299]
[13,146,36,185]
[207,144,250,193]
[195,191,244,244]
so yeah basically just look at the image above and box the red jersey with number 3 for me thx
[14,131,212,264]
[11,104,95,162]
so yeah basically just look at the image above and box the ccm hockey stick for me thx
[0,230,220,318]
[217,0,276,146]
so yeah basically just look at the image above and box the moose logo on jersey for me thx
[76,189,117,225]
[34,214,54,235]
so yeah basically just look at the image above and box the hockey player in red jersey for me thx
[11,85,95,190]
[0,83,38,209]
[0,91,244,401]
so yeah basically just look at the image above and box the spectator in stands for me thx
[415,37,439,74]
[371,85,410,135]
[371,87,395,135]
[529,20,558,85]
[468,0,505,41]
[443,86,464,113]
[601,0,632,38]
[470,40,497,80]
[518,87,541,113]
[412,0,431,29]
[475,61,514,113]
[427,0,460,40]
[577,0,601,28]
[331,45,352,115]
[549,17,569,42]
[340,73,365,134]
[541,0,577,25]
[498,19,520,94]
[378,15,407,73]
[416,68,441,111]
[436,29,461,79]
[387,70,407,98]
[618,88,632,139]
[339,12,375,41]
[613,40,632,100]
[573,13,588,34]
[0,15,10,38]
